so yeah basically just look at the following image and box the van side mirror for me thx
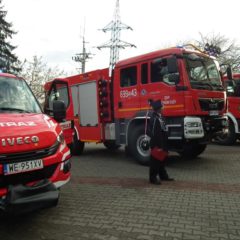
[226,66,233,80]
[167,57,178,74]
[53,100,66,122]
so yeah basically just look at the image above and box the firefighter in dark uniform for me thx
[149,100,174,184]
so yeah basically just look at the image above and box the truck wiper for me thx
[191,81,213,90]
[0,107,31,113]
[211,83,224,91]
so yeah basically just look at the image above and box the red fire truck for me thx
[215,73,240,145]
[0,72,71,214]
[44,46,228,165]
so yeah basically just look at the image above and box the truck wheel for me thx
[128,125,150,165]
[71,131,85,155]
[214,120,236,145]
[103,140,121,150]
[179,143,207,159]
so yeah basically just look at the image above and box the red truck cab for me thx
[216,73,240,144]
[0,73,71,214]
[44,79,74,148]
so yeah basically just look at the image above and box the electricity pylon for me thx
[72,35,93,74]
[97,0,136,75]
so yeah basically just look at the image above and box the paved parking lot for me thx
[1,143,240,240]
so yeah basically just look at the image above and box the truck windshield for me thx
[185,54,223,91]
[0,76,41,113]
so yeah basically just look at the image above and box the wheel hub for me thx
[136,135,150,157]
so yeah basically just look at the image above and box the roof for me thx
[0,72,17,78]
[115,47,209,68]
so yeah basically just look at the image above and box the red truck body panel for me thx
[44,69,111,143]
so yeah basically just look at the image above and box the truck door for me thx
[115,65,140,119]
[45,80,73,144]
[45,80,70,115]
[139,57,185,116]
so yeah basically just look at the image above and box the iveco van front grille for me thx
[0,141,60,164]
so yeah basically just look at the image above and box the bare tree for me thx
[193,33,240,73]
[20,56,66,103]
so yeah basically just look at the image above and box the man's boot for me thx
[149,176,161,185]
[159,166,174,181]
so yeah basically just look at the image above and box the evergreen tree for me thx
[0,0,20,73]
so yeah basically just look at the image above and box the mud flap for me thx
[4,179,59,214]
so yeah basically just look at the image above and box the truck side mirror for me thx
[235,84,240,97]
[53,100,66,122]
[167,57,178,74]
[226,66,233,80]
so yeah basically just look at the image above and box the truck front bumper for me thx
[205,115,228,132]
[0,179,59,214]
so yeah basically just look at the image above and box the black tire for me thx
[103,140,121,150]
[178,143,207,159]
[128,125,150,165]
[214,120,236,145]
[52,196,59,208]
[124,145,131,156]
[71,131,85,155]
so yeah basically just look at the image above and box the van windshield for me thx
[185,54,223,91]
[0,76,42,113]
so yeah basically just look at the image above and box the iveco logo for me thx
[1,136,39,147]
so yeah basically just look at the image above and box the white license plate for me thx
[209,110,219,116]
[3,159,43,175]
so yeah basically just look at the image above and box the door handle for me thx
[118,102,122,108]
[148,99,153,105]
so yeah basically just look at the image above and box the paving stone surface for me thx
[0,143,240,240]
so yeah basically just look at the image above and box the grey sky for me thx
[4,0,240,74]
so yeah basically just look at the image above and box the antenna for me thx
[72,23,93,73]
[97,0,136,75]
